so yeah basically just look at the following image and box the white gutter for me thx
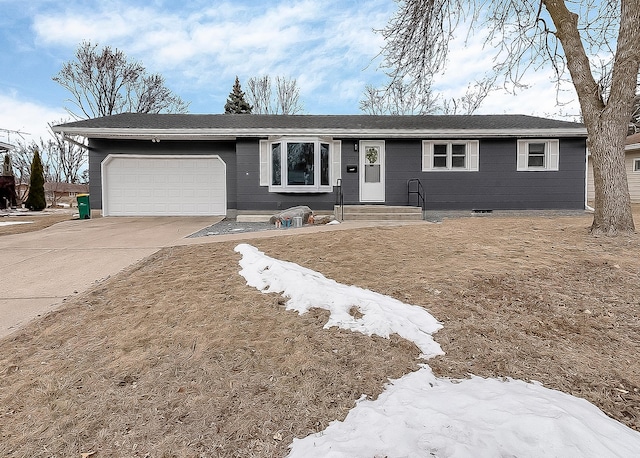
[51,126,588,140]
[59,133,91,150]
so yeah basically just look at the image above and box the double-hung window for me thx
[260,138,340,192]
[634,158,640,172]
[517,139,560,171]
[422,140,479,171]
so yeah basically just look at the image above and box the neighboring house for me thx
[1,142,17,209]
[587,133,640,203]
[0,141,13,153]
[52,114,588,217]
[45,182,90,206]
[15,182,89,207]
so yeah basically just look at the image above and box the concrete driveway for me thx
[0,216,221,338]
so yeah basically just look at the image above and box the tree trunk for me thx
[589,123,635,235]
[544,0,638,235]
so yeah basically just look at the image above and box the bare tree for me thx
[378,0,639,234]
[11,141,35,203]
[441,79,496,115]
[360,79,439,115]
[54,41,189,119]
[246,75,304,114]
[246,76,271,114]
[360,77,495,115]
[47,121,86,184]
[11,124,86,205]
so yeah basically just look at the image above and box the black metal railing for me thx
[335,178,344,221]
[407,178,425,212]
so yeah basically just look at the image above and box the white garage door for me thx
[102,155,226,216]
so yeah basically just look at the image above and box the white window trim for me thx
[517,139,560,171]
[422,140,479,171]
[260,137,337,193]
[633,158,640,172]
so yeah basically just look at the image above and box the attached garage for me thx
[101,155,226,216]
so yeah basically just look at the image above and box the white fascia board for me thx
[625,143,640,151]
[53,126,588,139]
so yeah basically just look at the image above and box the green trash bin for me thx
[77,194,91,219]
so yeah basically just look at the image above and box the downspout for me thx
[585,146,594,212]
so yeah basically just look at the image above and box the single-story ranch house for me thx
[53,114,588,217]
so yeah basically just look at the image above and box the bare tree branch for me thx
[53,41,189,119]
[246,75,304,114]
[360,77,495,115]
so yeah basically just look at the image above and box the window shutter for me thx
[516,140,528,171]
[548,139,560,171]
[332,140,342,186]
[259,140,269,186]
[467,140,479,171]
[422,141,433,171]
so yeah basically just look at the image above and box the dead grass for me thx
[0,211,74,236]
[1,209,640,457]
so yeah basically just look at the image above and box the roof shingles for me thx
[55,113,585,132]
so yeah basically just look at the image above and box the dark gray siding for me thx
[88,139,237,210]
[339,139,361,205]
[235,138,336,211]
[381,137,586,210]
[88,135,586,213]
[238,136,586,210]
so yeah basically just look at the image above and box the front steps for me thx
[335,205,423,221]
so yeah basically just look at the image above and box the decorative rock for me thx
[312,214,335,225]
[269,206,313,225]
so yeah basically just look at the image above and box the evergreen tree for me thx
[25,149,46,211]
[224,76,252,114]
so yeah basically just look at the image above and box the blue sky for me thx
[0,0,582,143]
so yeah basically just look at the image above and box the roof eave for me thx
[53,126,588,140]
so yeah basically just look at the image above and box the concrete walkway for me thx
[0,216,222,338]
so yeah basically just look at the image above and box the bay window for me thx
[260,138,339,192]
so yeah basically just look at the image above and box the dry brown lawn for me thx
[0,211,75,236]
[1,209,639,457]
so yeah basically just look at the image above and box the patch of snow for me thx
[234,244,640,458]
[289,367,640,457]
[235,243,442,358]
[326,220,340,225]
[0,221,33,227]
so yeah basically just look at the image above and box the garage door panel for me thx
[103,155,226,216]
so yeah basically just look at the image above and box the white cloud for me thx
[0,92,67,144]
[30,0,395,113]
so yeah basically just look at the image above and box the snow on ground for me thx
[235,244,640,457]
[0,221,33,227]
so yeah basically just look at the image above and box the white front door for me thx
[359,140,385,202]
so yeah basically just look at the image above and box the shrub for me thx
[25,149,46,211]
